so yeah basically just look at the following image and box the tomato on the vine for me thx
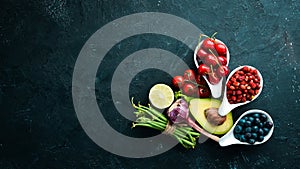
[172,76,185,88]
[183,69,196,81]
[182,83,197,96]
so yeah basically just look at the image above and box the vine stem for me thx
[211,32,218,40]
[183,79,207,89]
[208,49,222,68]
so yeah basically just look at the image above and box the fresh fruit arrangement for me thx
[196,33,230,85]
[131,33,274,149]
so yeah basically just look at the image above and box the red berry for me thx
[218,56,227,66]
[214,43,227,56]
[216,66,229,77]
[197,64,211,75]
[202,38,215,50]
[197,49,208,61]
[198,87,211,98]
[207,72,220,85]
[204,54,218,67]
[195,74,207,85]
[242,66,250,72]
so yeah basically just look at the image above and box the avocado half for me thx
[189,98,233,135]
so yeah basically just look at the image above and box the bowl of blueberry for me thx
[219,109,274,146]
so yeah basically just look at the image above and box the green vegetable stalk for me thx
[131,98,200,149]
[174,91,195,102]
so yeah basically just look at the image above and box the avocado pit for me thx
[205,108,226,126]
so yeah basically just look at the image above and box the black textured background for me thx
[1,0,300,169]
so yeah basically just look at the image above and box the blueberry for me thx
[243,117,249,121]
[252,126,259,132]
[248,117,254,122]
[245,127,252,133]
[254,118,261,125]
[258,128,264,136]
[245,121,252,127]
[248,139,255,144]
[260,114,267,122]
[264,121,273,129]
[234,133,241,139]
[245,133,252,139]
[240,135,246,142]
[263,128,270,135]
[253,113,260,118]
[251,133,258,139]
[258,122,264,128]
[238,119,246,126]
[257,136,264,142]
[234,125,243,134]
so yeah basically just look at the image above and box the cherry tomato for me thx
[204,54,218,67]
[196,49,208,61]
[216,66,229,77]
[197,64,211,75]
[202,38,215,50]
[218,56,227,66]
[183,69,196,81]
[183,83,197,96]
[172,76,185,88]
[208,72,220,85]
[214,43,227,56]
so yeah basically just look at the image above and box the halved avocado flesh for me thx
[189,98,233,135]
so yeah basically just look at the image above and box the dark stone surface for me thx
[0,0,299,168]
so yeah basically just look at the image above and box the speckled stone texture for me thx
[0,0,299,168]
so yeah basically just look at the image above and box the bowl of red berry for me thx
[218,65,263,116]
[194,33,230,98]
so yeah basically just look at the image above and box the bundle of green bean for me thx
[131,98,200,149]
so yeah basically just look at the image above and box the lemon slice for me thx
[149,84,174,109]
